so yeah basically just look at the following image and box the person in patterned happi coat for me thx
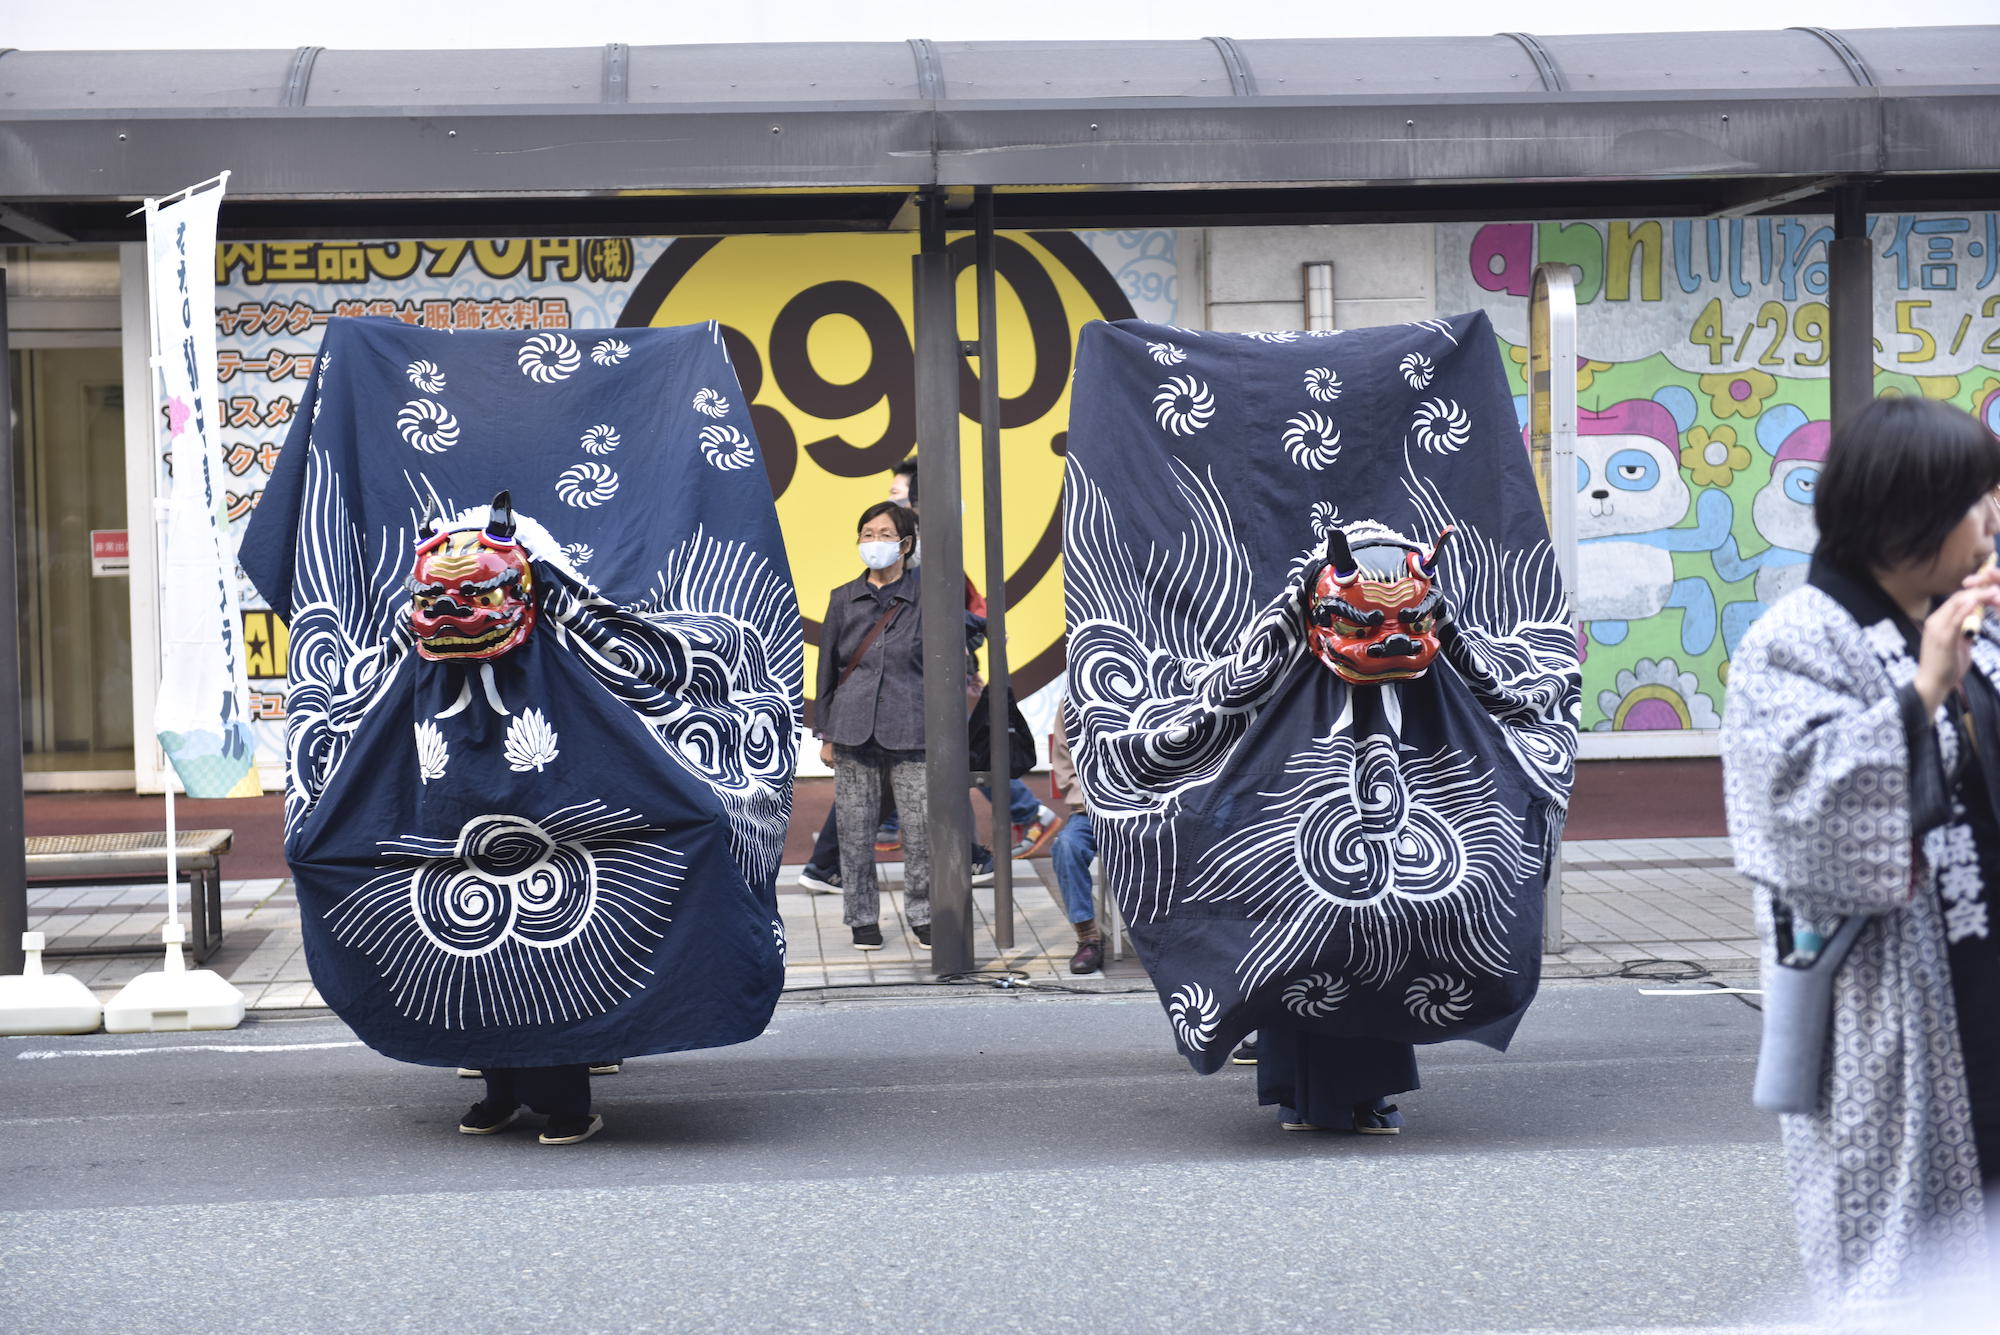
[1723,396,2000,1327]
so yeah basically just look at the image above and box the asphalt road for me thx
[1,980,1809,1334]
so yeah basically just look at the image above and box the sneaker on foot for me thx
[1352,1100,1403,1135]
[797,864,841,894]
[1280,1119,1326,1132]
[970,848,995,887]
[1230,1038,1259,1066]
[588,1062,622,1076]
[912,922,932,949]
[873,823,902,854]
[852,923,885,950]
[1012,806,1064,859]
[539,1113,604,1145]
[1069,937,1104,975]
[458,1100,522,1135]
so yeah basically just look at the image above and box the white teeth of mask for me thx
[858,540,903,570]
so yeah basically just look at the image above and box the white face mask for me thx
[858,540,904,570]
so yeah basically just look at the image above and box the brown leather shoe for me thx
[1069,937,1104,975]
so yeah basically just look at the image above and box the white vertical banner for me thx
[147,173,261,799]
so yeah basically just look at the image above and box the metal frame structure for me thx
[3,28,1998,977]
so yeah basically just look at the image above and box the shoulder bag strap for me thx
[836,600,904,691]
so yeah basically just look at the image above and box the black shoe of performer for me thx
[1230,1037,1259,1066]
[458,1100,522,1135]
[539,1113,604,1145]
[852,924,885,950]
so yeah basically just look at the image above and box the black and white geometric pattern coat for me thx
[1723,570,1992,1329]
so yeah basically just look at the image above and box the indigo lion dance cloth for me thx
[1064,312,1579,1073]
[241,318,801,1068]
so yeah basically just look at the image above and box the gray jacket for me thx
[815,573,924,752]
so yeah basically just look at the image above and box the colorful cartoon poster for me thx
[200,230,1179,770]
[1438,215,2000,748]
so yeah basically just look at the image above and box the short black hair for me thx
[858,501,918,542]
[892,457,918,508]
[1815,396,2000,574]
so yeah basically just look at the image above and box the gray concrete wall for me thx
[1197,224,1436,333]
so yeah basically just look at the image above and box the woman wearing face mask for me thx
[815,502,931,950]
[1723,396,2000,1325]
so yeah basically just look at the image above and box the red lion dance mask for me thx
[1306,523,1454,684]
[408,492,536,661]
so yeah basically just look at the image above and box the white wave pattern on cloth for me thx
[556,461,619,507]
[1190,720,1534,992]
[397,400,459,455]
[518,333,581,383]
[1064,456,1308,925]
[1151,376,1215,436]
[325,803,684,1029]
[541,524,802,899]
[1281,411,1341,470]
[281,452,417,839]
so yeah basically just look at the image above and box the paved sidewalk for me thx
[22,836,1761,1009]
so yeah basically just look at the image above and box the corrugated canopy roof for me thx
[0,28,1994,241]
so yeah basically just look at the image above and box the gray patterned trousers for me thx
[833,744,930,929]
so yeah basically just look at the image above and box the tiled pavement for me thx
[22,836,1763,1009]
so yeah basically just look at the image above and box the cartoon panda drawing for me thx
[1576,399,1730,654]
[1717,419,1825,653]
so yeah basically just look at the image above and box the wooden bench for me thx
[27,829,234,965]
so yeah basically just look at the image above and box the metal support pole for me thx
[1829,184,1874,437]
[914,193,975,976]
[0,272,26,977]
[975,189,1015,951]
[1529,262,1579,958]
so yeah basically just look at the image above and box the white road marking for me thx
[16,1041,364,1060]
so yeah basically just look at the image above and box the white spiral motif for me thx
[1152,376,1216,436]
[1282,972,1350,1017]
[1244,330,1300,343]
[556,461,619,508]
[1410,398,1472,454]
[692,388,731,418]
[1281,411,1340,470]
[562,543,594,567]
[1400,352,1436,389]
[405,359,445,394]
[1303,366,1342,402]
[1167,983,1220,1051]
[590,338,631,366]
[580,423,621,456]
[1309,500,1340,539]
[1304,328,1344,338]
[397,399,459,455]
[773,918,787,964]
[1405,972,1473,1025]
[699,424,756,471]
[518,333,582,383]
[1146,341,1187,366]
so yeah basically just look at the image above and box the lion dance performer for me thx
[242,318,800,1144]
[1063,312,1578,1134]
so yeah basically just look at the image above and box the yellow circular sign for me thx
[618,231,1135,705]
